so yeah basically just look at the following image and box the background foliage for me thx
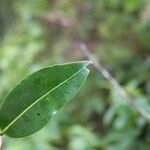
[0,0,150,149]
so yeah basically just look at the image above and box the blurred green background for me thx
[0,0,150,149]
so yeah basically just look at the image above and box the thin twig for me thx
[0,135,2,150]
[38,14,150,121]
[79,42,150,121]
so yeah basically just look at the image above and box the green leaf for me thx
[0,61,91,138]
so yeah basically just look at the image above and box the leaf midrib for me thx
[0,66,88,134]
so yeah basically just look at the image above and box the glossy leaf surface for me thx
[0,61,90,138]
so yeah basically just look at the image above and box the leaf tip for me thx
[80,60,93,66]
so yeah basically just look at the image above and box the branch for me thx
[0,136,2,150]
[79,42,150,121]
[36,14,150,121]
